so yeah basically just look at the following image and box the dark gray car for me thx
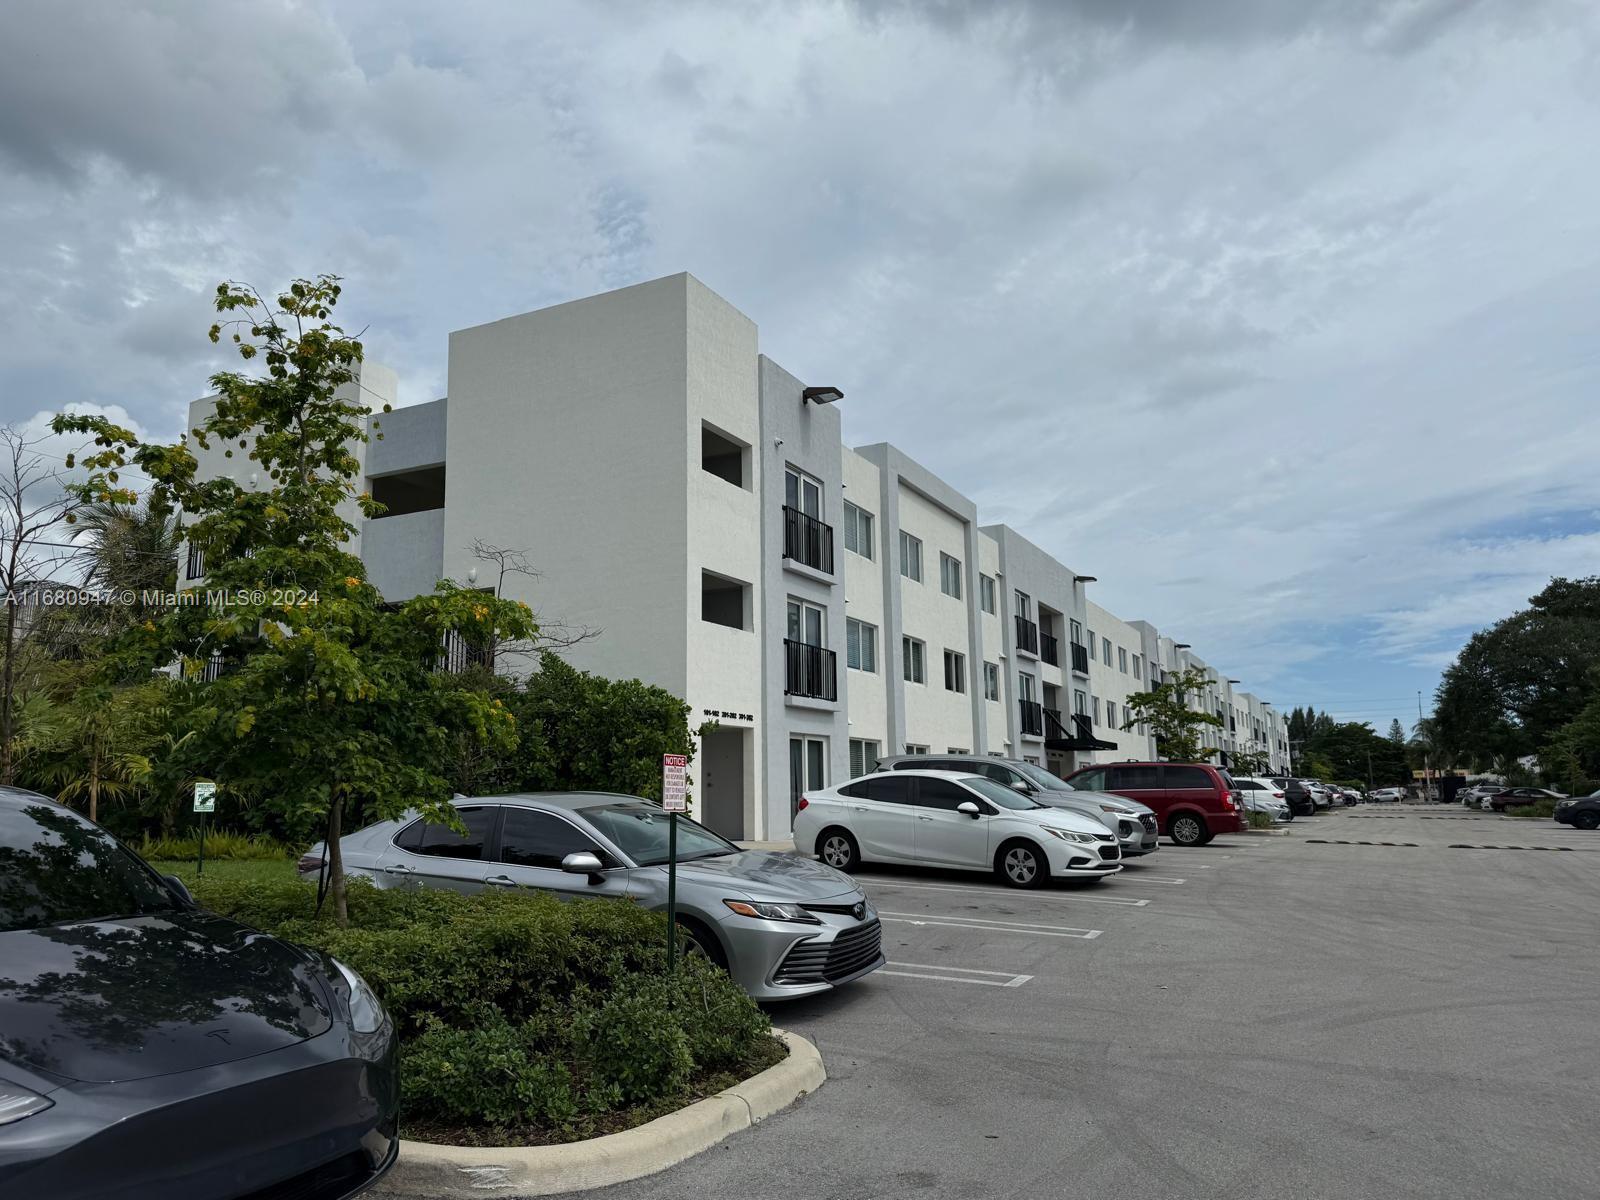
[307,793,884,1001]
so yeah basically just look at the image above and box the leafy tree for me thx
[1388,719,1406,746]
[1540,691,1600,796]
[52,275,536,923]
[1228,748,1271,776]
[1303,719,1409,787]
[30,671,159,823]
[1121,667,1224,762]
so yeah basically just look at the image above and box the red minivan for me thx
[1062,762,1243,846]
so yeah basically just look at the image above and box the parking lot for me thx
[578,807,1600,1200]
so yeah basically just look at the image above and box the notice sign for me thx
[662,754,688,812]
[193,781,217,814]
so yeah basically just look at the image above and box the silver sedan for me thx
[303,793,884,1002]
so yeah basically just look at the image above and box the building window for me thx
[1132,653,1142,678]
[789,736,826,817]
[1074,689,1088,716]
[899,531,923,581]
[1118,647,1129,674]
[1019,671,1037,703]
[701,424,749,488]
[1087,630,1096,659]
[846,618,877,672]
[979,574,996,614]
[1069,618,1082,644]
[939,552,962,599]
[984,661,1000,701]
[1106,700,1117,727]
[787,599,825,647]
[701,571,749,630]
[905,743,930,755]
[943,649,966,693]
[186,542,205,580]
[1103,640,1113,667]
[903,636,926,684]
[1093,697,1101,726]
[947,746,969,754]
[849,738,881,778]
[785,465,823,519]
[1014,589,1032,619]
[843,502,875,559]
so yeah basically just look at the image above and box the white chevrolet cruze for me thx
[792,769,1123,888]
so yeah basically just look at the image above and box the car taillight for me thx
[297,852,325,875]
[1272,791,1285,799]
[1222,793,1237,811]
[796,796,810,812]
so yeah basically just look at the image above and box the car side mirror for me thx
[956,801,981,818]
[1012,780,1036,794]
[561,851,605,881]
[162,874,197,908]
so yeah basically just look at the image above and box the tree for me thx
[0,425,88,782]
[1540,689,1600,796]
[1229,748,1271,776]
[53,275,537,924]
[32,672,158,823]
[1388,719,1406,746]
[1121,667,1224,762]
[1303,720,1409,787]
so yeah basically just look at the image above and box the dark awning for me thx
[1045,710,1117,753]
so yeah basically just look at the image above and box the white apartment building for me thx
[180,272,1291,840]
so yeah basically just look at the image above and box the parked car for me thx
[1488,787,1566,812]
[794,769,1123,888]
[1368,787,1405,803]
[0,787,400,1200]
[1232,777,1293,821]
[1460,783,1505,808]
[1301,781,1336,810]
[876,753,1160,857]
[1060,762,1245,846]
[1268,776,1318,815]
[1553,790,1600,830]
[312,793,883,1001]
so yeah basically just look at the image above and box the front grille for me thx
[1139,814,1157,833]
[1094,832,1116,843]
[240,1152,375,1200]
[1099,845,1121,861]
[774,918,882,984]
[801,901,865,917]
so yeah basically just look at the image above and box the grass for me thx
[148,858,299,885]
[1503,798,1560,819]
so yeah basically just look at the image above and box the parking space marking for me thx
[855,877,1152,907]
[1104,875,1187,885]
[880,962,1034,988]
[877,911,1103,939]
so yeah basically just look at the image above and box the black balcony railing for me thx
[1041,631,1059,666]
[1044,706,1063,732]
[784,638,838,701]
[1015,615,1039,656]
[1019,699,1044,736]
[783,506,835,574]
[1070,642,1090,674]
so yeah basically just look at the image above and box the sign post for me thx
[662,754,688,972]
[192,781,217,876]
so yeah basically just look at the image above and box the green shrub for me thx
[185,876,776,1136]
[1246,810,1275,830]
[138,831,292,861]
[1505,798,1559,819]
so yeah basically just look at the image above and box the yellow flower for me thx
[344,576,360,588]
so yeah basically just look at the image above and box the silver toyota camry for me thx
[302,793,884,1002]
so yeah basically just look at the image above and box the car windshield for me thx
[960,776,1045,811]
[0,800,179,933]
[1008,761,1073,791]
[582,802,739,866]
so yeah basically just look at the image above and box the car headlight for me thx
[1043,828,1098,844]
[0,1079,53,1126]
[724,899,822,924]
[331,959,387,1034]
[1098,804,1131,814]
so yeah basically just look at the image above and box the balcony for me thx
[784,638,837,701]
[1019,699,1044,737]
[1070,642,1090,674]
[1040,631,1059,666]
[1044,706,1063,733]
[783,506,834,575]
[1014,615,1039,657]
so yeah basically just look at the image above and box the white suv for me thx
[793,769,1123,888]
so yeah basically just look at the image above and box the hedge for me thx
[188,876,780,1140]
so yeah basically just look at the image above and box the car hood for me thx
[1011,808,1111,837]
[1040,788,1151,816]
[0,912,333,1084]
[651,850,860,901]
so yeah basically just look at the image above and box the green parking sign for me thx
[193,781,216,813]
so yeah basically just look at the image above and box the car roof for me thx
[855,768,986,780]
[451,791,653,811]
[878,754,1026,767]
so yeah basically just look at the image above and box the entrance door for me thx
[789,735,826,819]
[700,728,747,839]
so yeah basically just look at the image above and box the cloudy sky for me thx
[4,0,1598,731]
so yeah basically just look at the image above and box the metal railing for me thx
[783,506,835,574]
[784,638,838,701]
[1019,699,1044,736]
[1070,642,1090,674]
[1015,615,1039,656]
[1040,631,1059,666]
[439,628,494,673]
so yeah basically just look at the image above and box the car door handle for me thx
[486,874,518,887]
[851,805,869,812]
[385,864,415,875]
[917,815,934,822]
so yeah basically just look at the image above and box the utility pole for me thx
[1417,690,1429,802]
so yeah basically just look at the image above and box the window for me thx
[1103,639,1113,666]
[1106,700,1117,728]
[984,661,1000,701]
[1133,654,1142,678]
[186,542,205,580]
[701,424,748,488]
[1087,631,1096,658]
[846,618,877,672]
[842,501,875,559]
[903,636,926,683]
[939,552,962,599]
[904,742,930,755]
[497,809,615,870]
[1167,765,1212,790]
[1093,697,1101,725]
[917,777,981,811]
[1014,589,1032,619]
[1107,764,1163,790]
[785,466,823,518]
[946,747,970,754]
[1069,618,1082,644]
[585,803,735,866]
[943,649,966,693]
[1119,647,1129,673]
[980,574,996,614]
[1073,689,1088,716]
[899,531,923,581]
[395,807,497,860]
[848,738,882,778]
[1019,672,1036,702]
[789,736,827,816]
[787,599,825,646]
[701,571,748,629]
[840,774,914,804]
[1071,768,1108,791]
[370,466,446,517]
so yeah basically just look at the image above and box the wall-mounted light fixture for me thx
[802,386,844,405]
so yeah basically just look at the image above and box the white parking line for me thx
[854,877,1153,907]
[880,962,1034,988]
[1107,875,1187,885]
[878,911,1103,939]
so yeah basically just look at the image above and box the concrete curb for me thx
[1241,827,1292,837]
[373,1028,824,1199]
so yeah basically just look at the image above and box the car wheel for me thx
[996,840,1048,888]
[1170,813,1209,847]
[1574,811,1600,831]
[675,917,728,969]
[817,828,861,872]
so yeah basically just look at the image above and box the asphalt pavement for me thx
[568,806,1600,1200]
